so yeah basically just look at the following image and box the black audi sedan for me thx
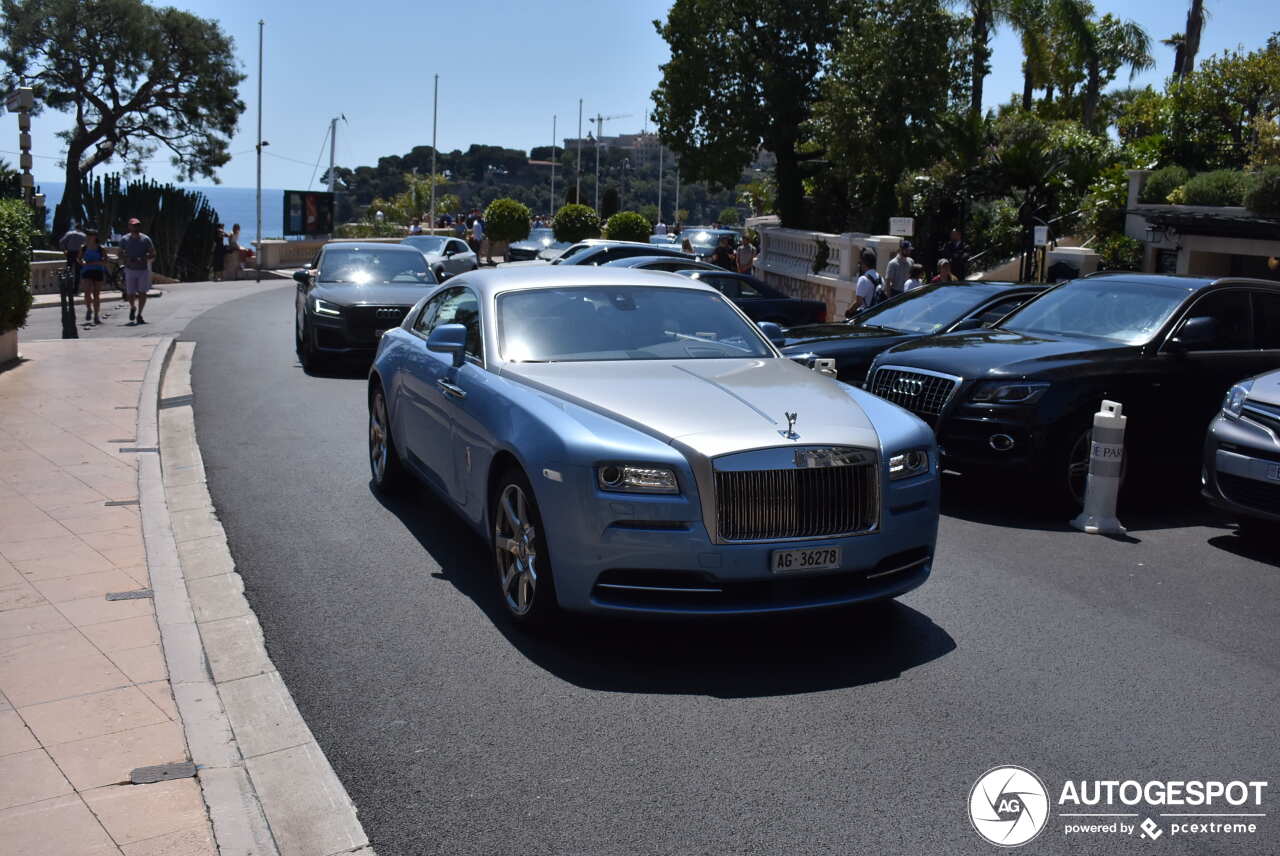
[294,243,437,370]
[1202,368,1280,539]
[865,273,1280,504]
[780,281,1046,384]
[677,270,828,326]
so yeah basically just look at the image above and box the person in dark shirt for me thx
[710,236,736,271]
[941,228,969,278]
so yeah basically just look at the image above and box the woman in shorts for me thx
[79,228,110,325]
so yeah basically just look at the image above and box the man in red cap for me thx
[120,217,156,324]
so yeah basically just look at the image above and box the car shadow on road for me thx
[1207,532,1280,568]
[940,471,1232,536]
[372,483,956,699]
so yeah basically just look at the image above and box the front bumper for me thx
[934,404,1050,472]
[536,465,939,616]
[308,307,410,356]
[1201,412,1280,524]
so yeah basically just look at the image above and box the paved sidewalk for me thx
[0,340,215,856]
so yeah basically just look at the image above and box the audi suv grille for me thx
[868,367,960,423]
[714,457,877,542]
[346,306,408,343]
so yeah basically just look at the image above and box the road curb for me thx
[30,289,164,309]
[138,338,374,856]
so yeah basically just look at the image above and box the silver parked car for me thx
[402,235,478,280]
[1203,368,1280,540]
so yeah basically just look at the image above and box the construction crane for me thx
[593,112,633,213]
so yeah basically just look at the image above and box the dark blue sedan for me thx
[781,281,1046,384]
[676,269,828,326]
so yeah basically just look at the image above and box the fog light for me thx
[989,434,1015,451]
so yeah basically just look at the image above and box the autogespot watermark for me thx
[967,767,1269,847]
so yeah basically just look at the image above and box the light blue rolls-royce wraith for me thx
[368,266,939,629]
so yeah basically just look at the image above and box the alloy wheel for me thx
[494,483,538,615]
[370,391,389,483]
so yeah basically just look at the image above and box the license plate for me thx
[1267,463,1280,483]
[771,547,841,574]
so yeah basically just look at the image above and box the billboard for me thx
[283,190,334,236]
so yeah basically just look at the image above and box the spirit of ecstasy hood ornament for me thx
[781,411,798,440]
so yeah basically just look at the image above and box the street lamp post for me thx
[594,114,602,214]
[430,74,438,231]
[576,99,583,203]
[550,114,556,219]
[255,19,263,283]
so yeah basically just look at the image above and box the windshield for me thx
[856,283,1003,334]
[551,243,592,264]
[683,229,734,249]
[318,248,434,284]
[498,286,775,362]
[999,280,1186,344]
[402,236,447,254]
[526,228,556,244]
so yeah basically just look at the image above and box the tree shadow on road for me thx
[371,483,956,700]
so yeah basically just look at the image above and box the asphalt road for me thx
[185,285,1280,856]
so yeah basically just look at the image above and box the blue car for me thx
[368,266,939,629]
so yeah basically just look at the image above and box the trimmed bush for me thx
[718,206,741,225]
[604,211,650,243]
[1139,166,1190,203]
[1180,170,1251,207]
[553,204,600,243]
[1244,166,1280,215]
[483,197,531,244]
[0,199,33,333]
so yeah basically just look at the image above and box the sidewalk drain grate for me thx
[159,393,194,409]
[108,438,136,443]
[114,405,138,410]
[131,761,196,784]
[104,499,139,507]
[118,447,160,454]
[106,589,153,601]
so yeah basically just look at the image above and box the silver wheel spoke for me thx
[496,536,519,554]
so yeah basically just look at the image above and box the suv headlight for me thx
[597,464,679,494]
[1222,379,1254,419]
[312,297,342,317]
[889,448,931,480]
[970,380,1049,404]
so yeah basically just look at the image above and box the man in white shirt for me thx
[846,250,883,318]
[903,263,926,291]
[735,239,757,274]
[655,220,668,235]
[408,218,422,235]
[472,217,486,264]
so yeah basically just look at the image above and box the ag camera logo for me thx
[969,766,1051,847]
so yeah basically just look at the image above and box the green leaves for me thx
[552,204,601,244]
[604,212,650,243]
[0,199,34,333]
[483,198,532,244]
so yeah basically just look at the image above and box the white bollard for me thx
[1071,400,1127,535]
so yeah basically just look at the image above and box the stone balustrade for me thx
[754,226,907,319]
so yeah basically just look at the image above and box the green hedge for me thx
[553,203,600,243]
[483,197,531,244]
[604,211,650,243]
[1244,166,1280,215]
[0,199,33,334]
[1139,166,1190,203]
[1180,170,1251,207]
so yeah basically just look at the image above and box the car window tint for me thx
[450,240,468,254]
[413,291,446,334]
[737,279,763,298]
[1183,290,1252,350]
[435,288,483,360]
[697,275,737,298]
[1253,292,1280,348]
[975,295,1031,326]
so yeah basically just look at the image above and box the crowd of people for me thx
[844,229,972,318]
[58,218,157,326]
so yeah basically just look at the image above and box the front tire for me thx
[369,386,408,493]
[491,468,559,630]
[299,319,324,373]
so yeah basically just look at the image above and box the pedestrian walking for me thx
[212,225,227,281]
[941,229,969,278]
[471,216,486,265]
[885,240,913,298]
[903,263,926,291]
[711,236,736,271]
[846,250,885,318]
[120,218,156,325]
[224,224,242,281]
[59,222,86,272]
[409,218,423,235]
[655,220,668,236]
[735,237,757,274]
[79,228,110,325]
[931,258,958,283]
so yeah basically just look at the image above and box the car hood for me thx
[876,328,1140,379]
[311,282,434,306]
[502,358,879,458]
[1248,370,1280,406]
[782,324,911,348]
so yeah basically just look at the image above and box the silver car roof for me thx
[443,264,722,300]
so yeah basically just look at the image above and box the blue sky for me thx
[8,0,1276,190]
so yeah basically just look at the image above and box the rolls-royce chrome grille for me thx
[714,449,877,542]
[869,367,960,419]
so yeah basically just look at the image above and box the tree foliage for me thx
[604,211,650,243]
[652,0,841,227]
[552,204,600,243]
[0,198,33,333]
[0,0,245,236]
[483,198,532,244]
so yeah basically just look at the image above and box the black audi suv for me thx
[865,273,1280,504]
[294,243,438,371]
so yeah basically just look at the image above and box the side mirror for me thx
[443,248,455,257]
[436,270,452,282]
[950,317,984,332]
[293,269,310,286]
[1170,315,1217,351]
[757,321,785,346]
[426,322,467,366]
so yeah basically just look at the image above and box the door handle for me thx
[437,379,467,400]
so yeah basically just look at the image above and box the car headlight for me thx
[312,297,342,317]
[889,448,931,480]
[1222,379,1254,419]
[597,464,679,494]
[969,380,1049,404]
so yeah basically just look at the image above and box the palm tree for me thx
[1051,0,1153,129]
[1008,0,1050,110]
[1162,32,1186,77]
[1180,0,1207,75]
